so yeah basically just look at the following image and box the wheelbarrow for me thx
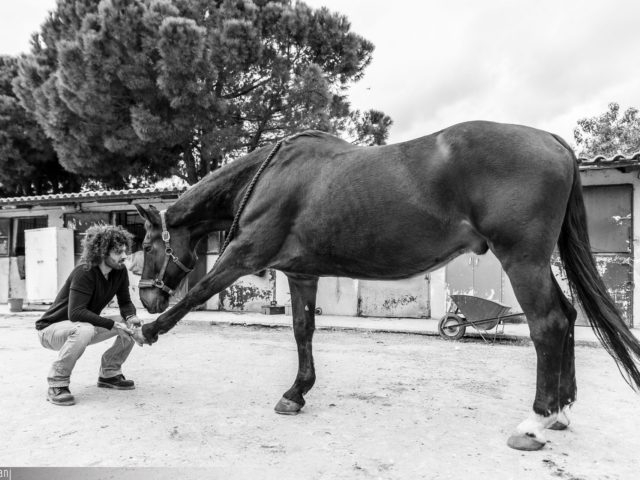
[438,294,526,342]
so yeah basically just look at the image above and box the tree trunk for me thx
[183,147,199,185]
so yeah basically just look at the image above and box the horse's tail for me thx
[555,135,640,390]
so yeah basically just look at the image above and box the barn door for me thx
[583,185,633,326]
[358,275,430,318]
[446,252,503,302]
[473,253,503,301]
[446,254,475,296]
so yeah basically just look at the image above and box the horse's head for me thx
[135,204,196,313]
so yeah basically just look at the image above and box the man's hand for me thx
[125,315,143,328]
[131,327,147,346]
[113,321,135,339]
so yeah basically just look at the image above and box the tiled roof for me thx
[0,186,186,207]
[577,152,640,170]
[1,151,640,207]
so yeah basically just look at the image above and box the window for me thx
[13,217,48,256]
[63,212,110,256]
[114,211,146,252]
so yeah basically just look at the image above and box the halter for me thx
[138,209,194,296]
[138,134,291,296]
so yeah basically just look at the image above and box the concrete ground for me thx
[1,305,639,480]
[3,303,638,346]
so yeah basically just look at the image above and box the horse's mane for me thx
[284,129,340,143]
[170,131,344,228]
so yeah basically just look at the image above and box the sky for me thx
[1,0,639,146]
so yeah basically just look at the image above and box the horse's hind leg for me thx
[274,273,319,415]
[500,260,573,450]
[548,275,578,431]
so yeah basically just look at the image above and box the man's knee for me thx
[70,323,97,343]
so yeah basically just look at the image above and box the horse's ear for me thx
[135,204,160,225]
[135,204,149,221]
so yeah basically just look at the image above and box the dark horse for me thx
[134,121,640,451]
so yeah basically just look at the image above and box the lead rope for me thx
[216,137,286,262]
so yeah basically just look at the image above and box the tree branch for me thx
[221,77,271,100]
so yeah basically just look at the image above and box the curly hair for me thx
[80,224,134,270]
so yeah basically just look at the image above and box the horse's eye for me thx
[143,244,152,253]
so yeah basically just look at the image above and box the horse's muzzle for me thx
[140,290,169,314]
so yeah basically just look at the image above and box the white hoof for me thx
[514,412,558,445]
[548,406,571,430]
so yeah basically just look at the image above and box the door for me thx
[358,275,430,318]
[25,228,57,302]
[446,254,475,296]
[583,185,633,326]
[64,212,111,264]
[446,252,504,302]
[473,253,503,301]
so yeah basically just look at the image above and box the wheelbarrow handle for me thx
[456,313,524,328]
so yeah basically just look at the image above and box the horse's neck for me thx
[165,153,263,236]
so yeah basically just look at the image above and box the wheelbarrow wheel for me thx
[438,314,466,340]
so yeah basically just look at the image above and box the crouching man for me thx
[36,225,142,406]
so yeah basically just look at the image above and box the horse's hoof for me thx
[274,397,302,415]
[507,433,546,451]
[141,324,158,345]
[548,421,568,431]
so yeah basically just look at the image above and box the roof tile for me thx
[577,152,640,168]
[2,151,640,205]
[0,186,186,206]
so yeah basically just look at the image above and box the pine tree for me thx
[0,55,82,196]
[14,0,392,185]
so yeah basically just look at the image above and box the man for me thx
[36,225,142,406]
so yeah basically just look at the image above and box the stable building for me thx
[0,152,639,327]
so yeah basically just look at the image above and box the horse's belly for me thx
[274,219,480,280]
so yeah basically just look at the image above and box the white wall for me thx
[429,268,447,319]
[0,257,8,303]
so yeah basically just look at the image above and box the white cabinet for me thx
[25,227,74,303]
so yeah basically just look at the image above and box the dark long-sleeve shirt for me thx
[36,264,136,331]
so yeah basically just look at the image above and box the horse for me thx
[133,120,640,451]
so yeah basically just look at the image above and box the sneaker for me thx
[97,374,135,390]
[47,386,75,406]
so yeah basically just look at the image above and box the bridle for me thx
[138,209,194,296]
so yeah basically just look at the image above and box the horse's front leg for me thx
[141,250,253,344]
[275,274,319,415]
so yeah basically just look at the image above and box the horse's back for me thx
[260,122,576,277]
[272,121,575,217]
[276,121,574,180]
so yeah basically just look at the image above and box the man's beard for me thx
[106,256,126,270]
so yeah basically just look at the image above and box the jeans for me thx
[37,315,135,387]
